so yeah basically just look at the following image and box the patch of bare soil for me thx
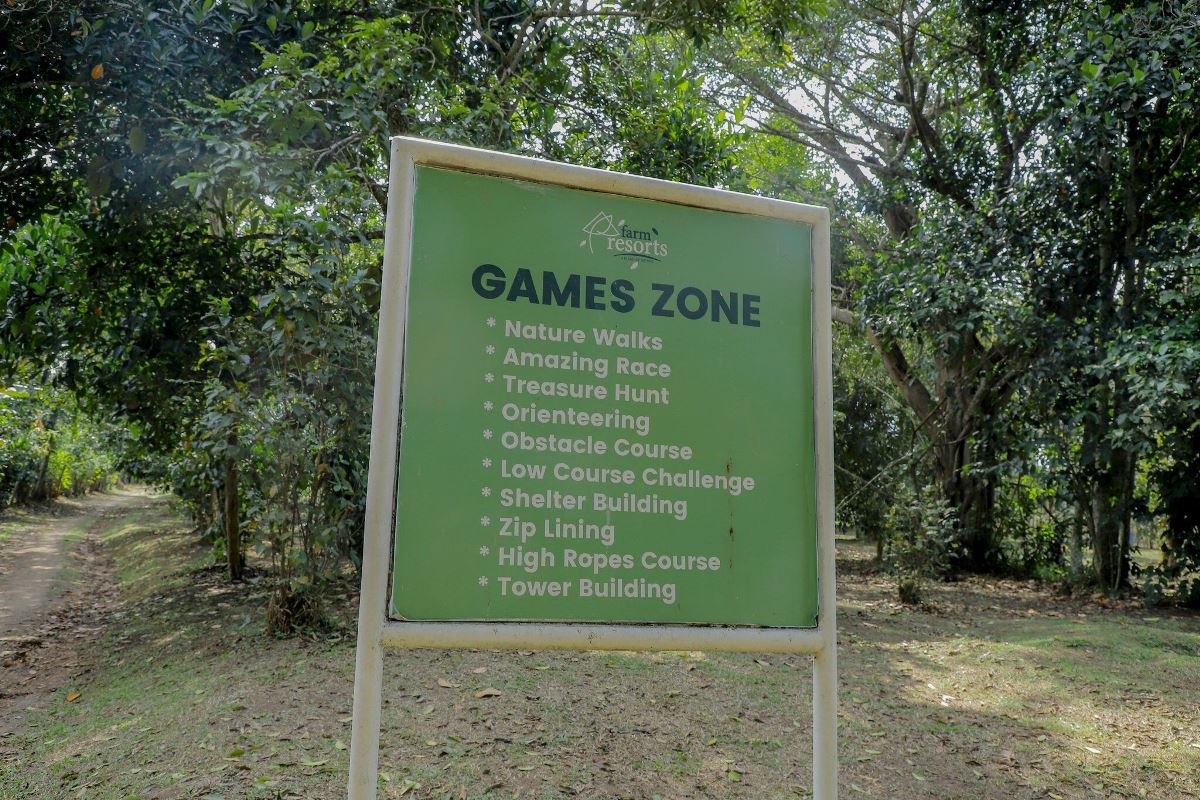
[0,491,153,739]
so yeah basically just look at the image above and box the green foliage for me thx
[994,476,1067,582]
[703,0,1200,588]
[0,211,280,448]
[829,328,911,548]
[1012,1,1200,590]
[222,263,374,632]
[697,0,1082,572]
[0,384,121,508]
[6,0,1196,623]
[0,0,314,226]
[884,484,958,605]
[534,37,743,185]
[1113,265,1200,605]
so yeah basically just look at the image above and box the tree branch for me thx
[833,304,939,432]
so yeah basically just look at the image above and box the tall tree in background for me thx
[1,0,813,622]
[704,0,1200,585]
[1025,1,1200,589]
[703,1,1070,570]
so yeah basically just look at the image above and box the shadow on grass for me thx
[4,514,1198,800]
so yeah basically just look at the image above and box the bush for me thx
[884,484,958,605]
[0,385,120,508]
[177,262,375,633]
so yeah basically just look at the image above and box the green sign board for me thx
[390,165,817,627]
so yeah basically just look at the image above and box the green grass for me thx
[3,505,1199,799]
[100,497,212,600]
[0,503,71,548]
[0,514,25,547]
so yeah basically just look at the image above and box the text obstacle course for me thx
[348,137,837,800]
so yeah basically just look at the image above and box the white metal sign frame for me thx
[347,136,837,800]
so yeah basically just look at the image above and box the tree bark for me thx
[932,428,998,571]
[954,470,997,570]
[35,451,51,501]
[835,306,1004,572]
[1091,448,1132,592]
[1069,503,1084,580]
[224,442,243,582]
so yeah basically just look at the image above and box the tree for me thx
[701,1,1072,569]
[0,0,323,579]
[704,0,1200,587]
[1020,1,1200,590]
[4,0,805,623]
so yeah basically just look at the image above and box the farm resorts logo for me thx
[580,212,668,268]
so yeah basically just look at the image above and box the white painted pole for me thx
[810,211,839,800]
[347,143,416,800]
[813,644,838,799]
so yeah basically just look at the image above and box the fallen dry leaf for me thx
[474,688,502,699]
[65,691,81,702]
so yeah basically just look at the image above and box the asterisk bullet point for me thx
[481,486,491,497]
[485,344,496,355]
[478,576,488,586]
[483,400,494,411]
[486,317,496,327]
[482,457,493,468]
[484,372,495,383]
[480,546,489,556]
[480,516,491,526]
[483,428,493,440]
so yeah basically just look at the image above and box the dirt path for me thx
[0,492,134,636]
[0,489,159,737]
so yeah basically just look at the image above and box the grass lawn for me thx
[2,495,1197,799]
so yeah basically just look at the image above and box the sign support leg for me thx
[811,207,837,800]
[347,141,415,800]
[347,618,384,800]
[812,641,838,799]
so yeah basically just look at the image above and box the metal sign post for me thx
[348,136,837,800]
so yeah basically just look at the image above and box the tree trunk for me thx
[832,308,1011,574]
[1069,503,1084,580]
[206,486,219,536]
[1091,449,1132,592]
[957,469,997,569]
[224,447,243,582]
[934,424,998,572]
[34,413,58,501]
[35,451,51,501]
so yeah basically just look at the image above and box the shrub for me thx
[884,484,958,605]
